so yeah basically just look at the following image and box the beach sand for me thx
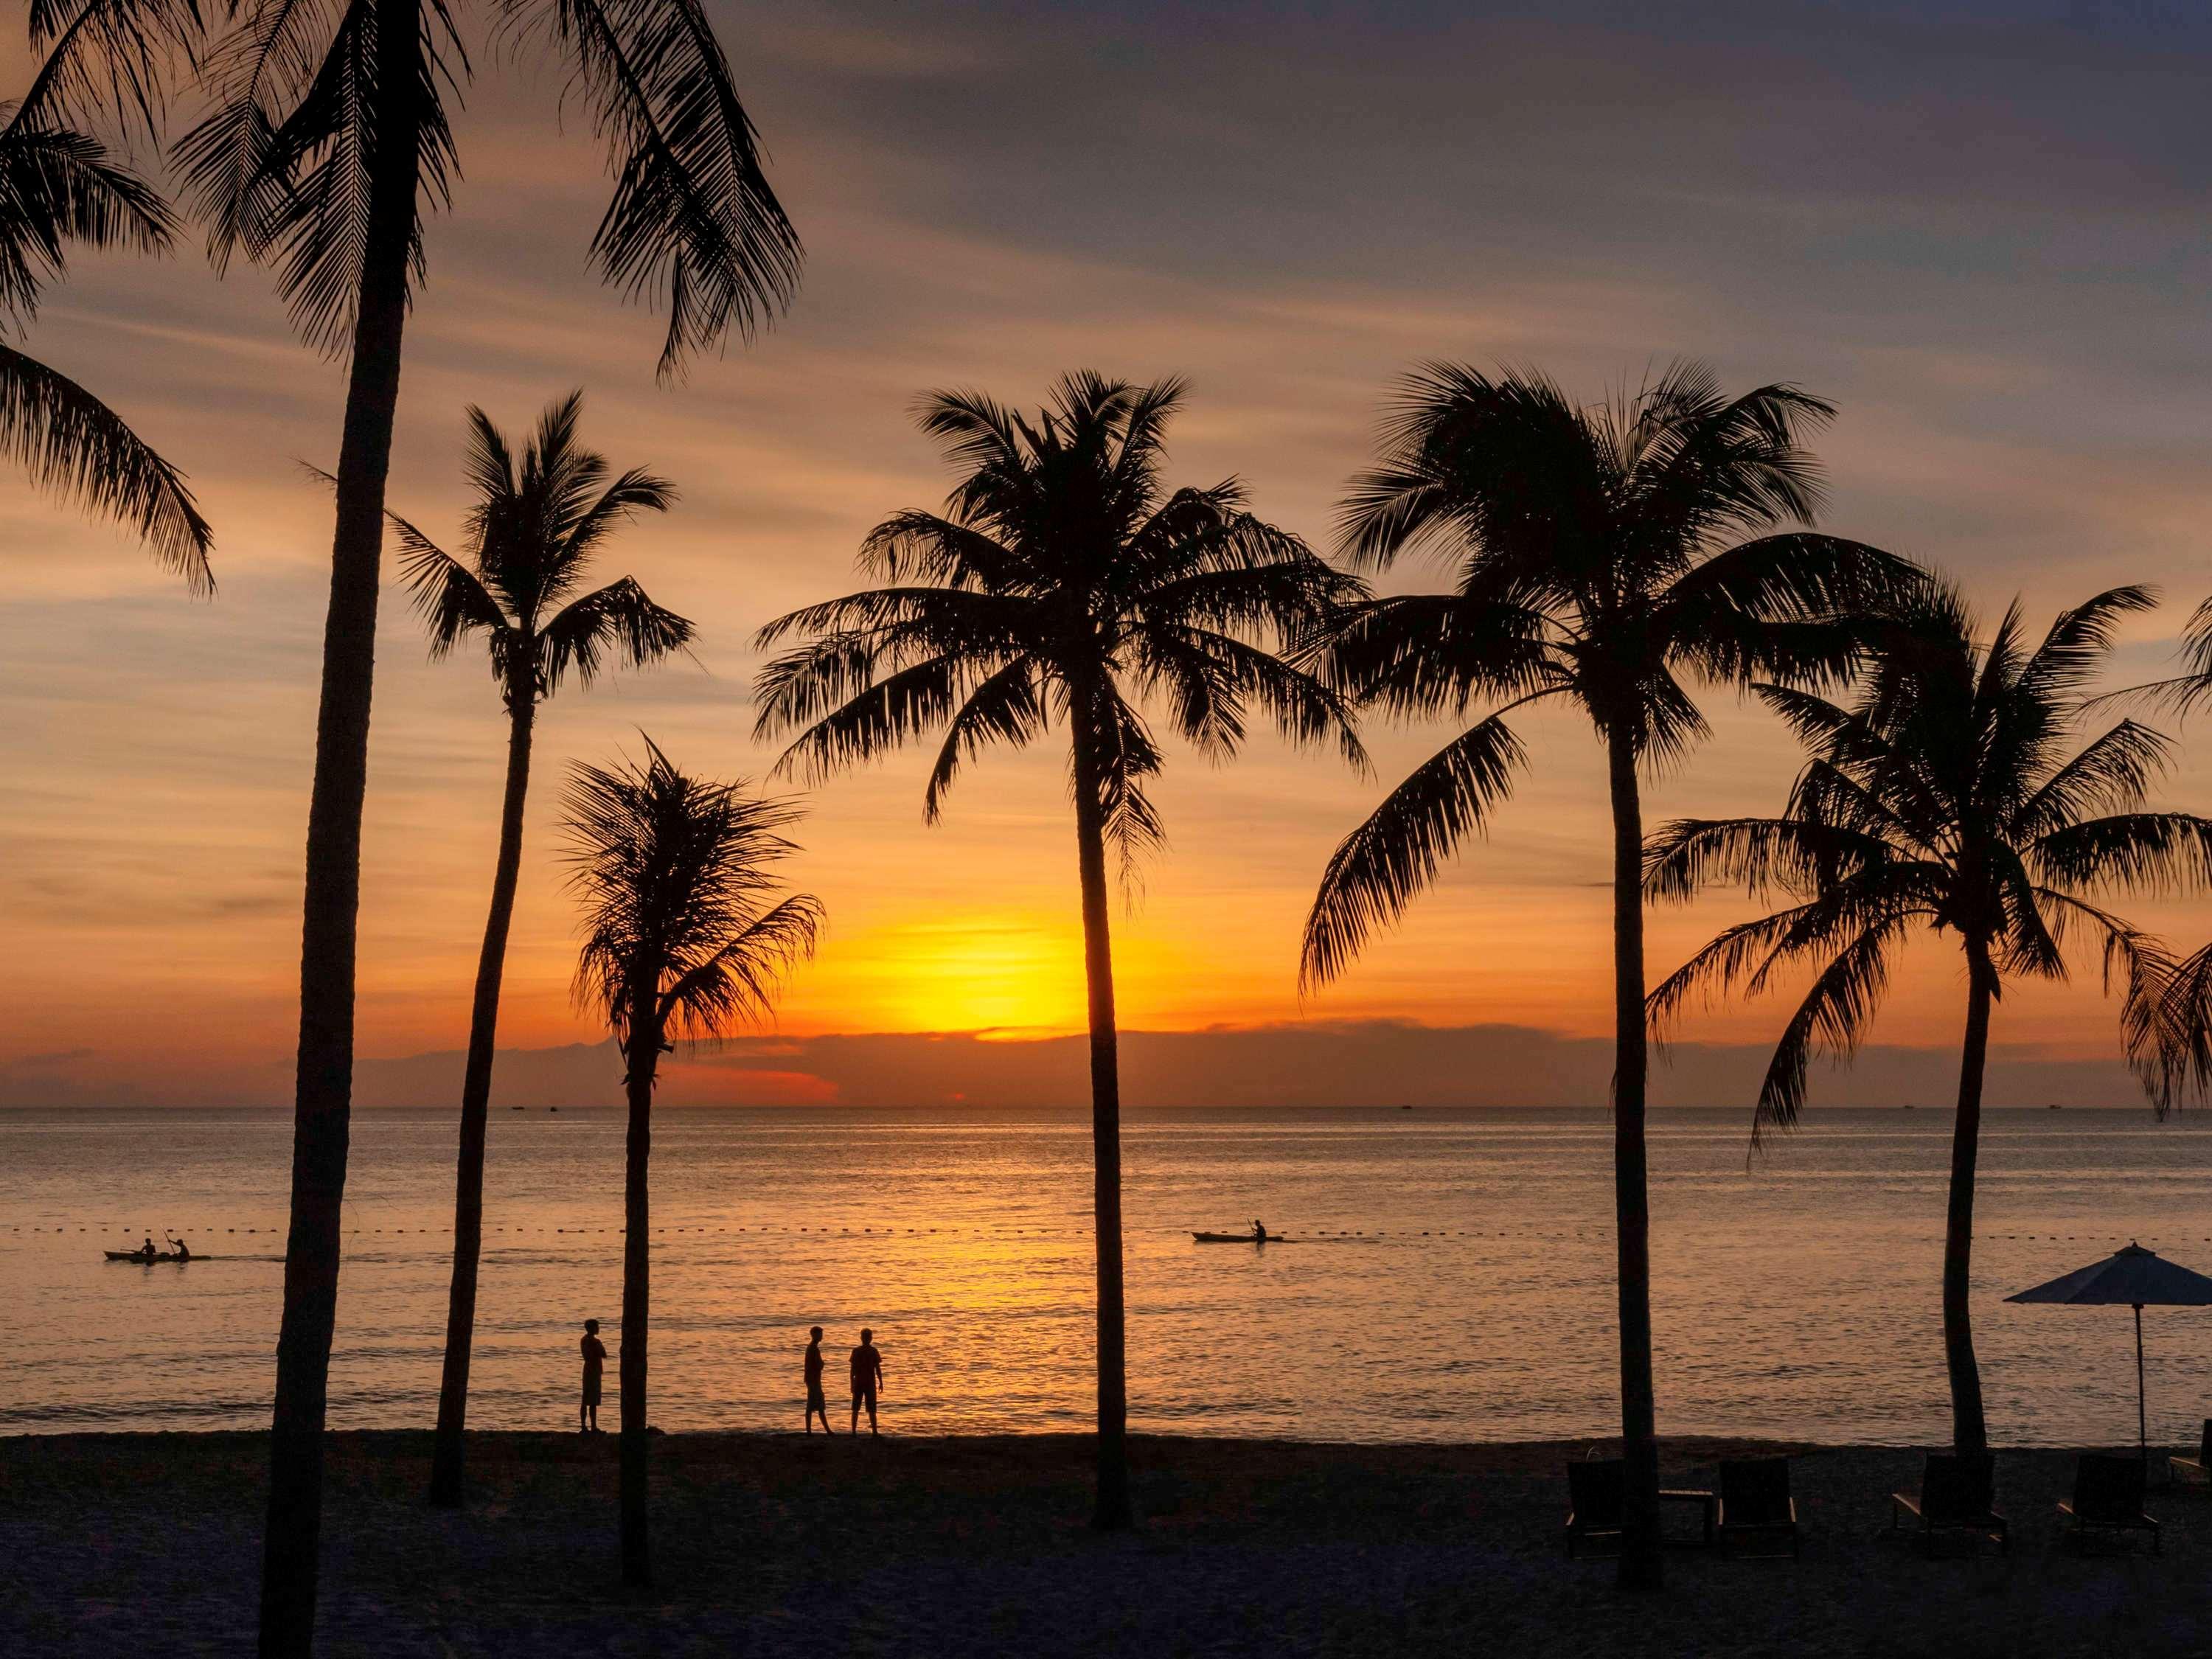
[4,1430,2206,1657]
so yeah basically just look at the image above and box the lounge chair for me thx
[1888,1452,2007,1554]
[2168,1419,2212,1492]
[1565,1458,1626,1558]
[2060,1454,2160,1554]
[1718,1456,1799,1558]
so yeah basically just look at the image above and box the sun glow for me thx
[801,911,1090,1035]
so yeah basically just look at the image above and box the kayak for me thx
[104,1251,192,1262]
[1191,1232,1289,1244]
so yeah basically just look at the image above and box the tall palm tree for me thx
[566,740,821,1587]
[41,0,802,1642]
[1299,361,1919,1589]
[389,391,692,1509]
[752,372,1363,1528]
[1645,583,2212,1454]
[0,42,212,585]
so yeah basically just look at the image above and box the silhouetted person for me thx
[1253,1219,1267,1243]
[804,1326,835,1434]
[168,1234,191,1262]
[140,1235,156,1261]
[849,1329,884,1436]
[580,1318,607,1433]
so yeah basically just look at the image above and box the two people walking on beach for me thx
[804,1326,885,1436]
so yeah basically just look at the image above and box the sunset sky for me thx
[7,0,2212,1108]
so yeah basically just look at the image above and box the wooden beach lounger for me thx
[1564,1458,1626,1558]
[1889,1452,2007,1554]
[2060,1454,2160,1554]
[1717,1456,1799,1559]
[2168,1419,2212,1491]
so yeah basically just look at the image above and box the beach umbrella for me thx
[2006,1241,2212,1460]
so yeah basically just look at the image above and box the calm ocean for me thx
[6,1105,2209,1447]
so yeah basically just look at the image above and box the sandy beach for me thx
[5,1430,2208,1657]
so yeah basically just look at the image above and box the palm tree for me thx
[0,44,211,586]
[565,741,822,1587]
[1645,583,2212,1455]
[389,391,692,1509]
[61,0,801,1641]
[752,372,1363,1528]
[1299,361,1919,1589]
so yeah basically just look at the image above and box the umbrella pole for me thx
[2135,1303,2147,1464]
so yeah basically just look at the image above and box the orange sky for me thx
[7,3,2212,1107]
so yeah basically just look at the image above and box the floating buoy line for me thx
[13,1225,2202,1245]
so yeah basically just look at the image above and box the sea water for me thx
[4,1105,2208,1447]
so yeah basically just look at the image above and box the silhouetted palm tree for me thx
[1646,583,2212,1455]
[0,51,210,585]
[753,372,1363,1528]
[389,392,692,1510]
[1301,361,1919,1588]
[36,0,799,1640]
[566,741,821,1587]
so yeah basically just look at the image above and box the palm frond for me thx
[1300,706,1532,990]
[392,513,508,656]
[2016,585,2159,706]
[21,0,204,139]
[539,573,694,693]
[2128,939,2212,1116]
[509,0,801,377]
[0,341,212,588]
[2030,812,2212,897]
[1309,592,1558,720]
[1750,917,1906,1144]
[922,657,1043,822]
[0,117,175,328]
[1134,622,1366,770]
[764,650,980,783]
[2012,719,2169,842]
[1642,814,1892,905]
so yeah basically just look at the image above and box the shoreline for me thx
[10,1430,2209,1655]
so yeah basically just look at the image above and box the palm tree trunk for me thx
[1069,718,1132,1531]
[258,3,424,1652]
[619,983,658,1587]
[1606,726,1663,1592]
[429,692,538,1507]
[1944,946,1994,1455]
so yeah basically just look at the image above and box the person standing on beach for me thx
[580,1319,608,1433]
[804,1326,835,1434]
[849,1329,885,1436]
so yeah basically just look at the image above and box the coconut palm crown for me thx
[395,392,690,708]
[755,372,1366,870]
[1301,360,1923,1590]
[1644,582,2212,1453]
[751,371,1366,1530]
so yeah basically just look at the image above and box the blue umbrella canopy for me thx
[2006,1242,2212,1458]
[2007,1242,2212,1308]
